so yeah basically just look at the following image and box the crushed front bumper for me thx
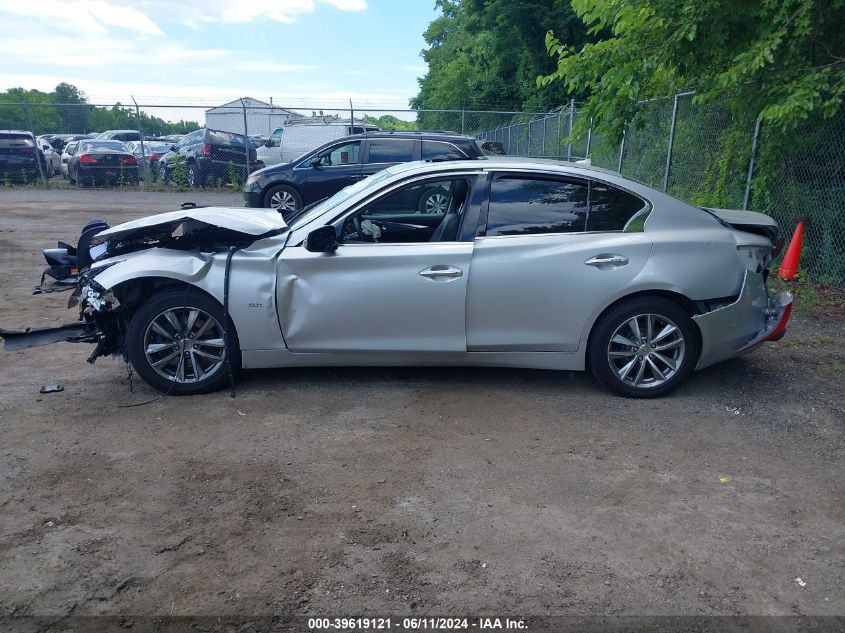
[694,270,793,370]
[0,322,97,350]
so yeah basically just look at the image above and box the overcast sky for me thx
[0,0,437,110]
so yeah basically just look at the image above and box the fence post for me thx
[743,119,762,210]
[528,119,533,157]
[542,116,547,157]
[567,98,575,161]
[507,125,511,154]
[557,112,562,159]
[461,109,466,135]
[132,96,148,184]
[617,127,626,173]
[240,98,251,183]
[585,117,593,159]
[663,93,680,192]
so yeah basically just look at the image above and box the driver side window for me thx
[317,141,361,167]
[340,177,472,245]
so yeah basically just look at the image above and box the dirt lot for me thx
[0,188,843,623]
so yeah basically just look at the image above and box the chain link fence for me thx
[0,95,843,282]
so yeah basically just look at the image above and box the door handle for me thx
[584,254,629,268]
[419,265,463,280]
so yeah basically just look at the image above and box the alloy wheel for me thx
[270,190,297,210]
[423,192,449,214]
[143,307,226,384]
[606,313,686,389]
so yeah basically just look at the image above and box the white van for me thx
[257,122,380,166]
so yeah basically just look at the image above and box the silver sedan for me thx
[2,158,792,398]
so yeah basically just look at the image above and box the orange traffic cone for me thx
[777,216,808,280]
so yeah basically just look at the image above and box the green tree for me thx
[539,0,845,141]
[411,0,592,129]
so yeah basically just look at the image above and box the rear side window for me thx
[588,182,647,231]
[422,140,466,161]
[368,138,415,163]
[486,176,588,236]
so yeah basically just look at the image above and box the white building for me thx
[204,97,303,137]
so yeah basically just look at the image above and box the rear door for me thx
[361,137,419,176]
[466,172,653,352]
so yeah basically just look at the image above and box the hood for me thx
[96,207,287,243]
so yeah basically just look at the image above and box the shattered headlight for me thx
[74,261,123,313]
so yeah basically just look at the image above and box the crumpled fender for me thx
[90,248,216,296]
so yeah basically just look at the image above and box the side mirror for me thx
[310,156,322,168]
[305,225,338,253]
[170,145,178,152]
[264,140,273,148]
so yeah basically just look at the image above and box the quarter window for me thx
[368,138,415,163]
[588,182,647,232]
[422,140,466,161]
[486,176,588,236]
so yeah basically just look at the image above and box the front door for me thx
[304,140,363,204]
[277,175,480,353]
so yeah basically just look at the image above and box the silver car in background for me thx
[1,158,792,398]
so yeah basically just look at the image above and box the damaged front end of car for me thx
[1,205,287,364]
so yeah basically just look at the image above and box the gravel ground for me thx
[0,187,843,622]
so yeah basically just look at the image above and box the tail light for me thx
[121,155,137,165]
[249,148,257,162]
[149,154,161,161]
[79,154,97,164]
[201,143,212,156]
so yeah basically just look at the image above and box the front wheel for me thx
[125,289,240,395]
[264,184,302,213]
[588,296,699,398]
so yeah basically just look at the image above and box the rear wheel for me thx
[187,162,204,187]
[588,296,699,398]
[126,289,239,395]
[418,186,450,214]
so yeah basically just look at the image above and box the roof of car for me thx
[345,130,479,143]
[0,130,34,136]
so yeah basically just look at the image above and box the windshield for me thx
[289,168,394,229]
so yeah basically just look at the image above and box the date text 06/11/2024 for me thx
[307,617,528,630]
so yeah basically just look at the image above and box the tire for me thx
[417,186,451,214]
[126,289,240,395]
[587,296,699,398]
[187,162,204,188]
[263,184,302,212]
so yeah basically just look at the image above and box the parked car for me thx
[1,158,792,399]
[36,136,61,176]
[67,139,139,186]
[60,141,79,178]
[160,128,260,187]
[257,122,381,167]
[0,130,46,182]
[96,130,142,142]
[244,131,486,215]
[125,140,171,178]
[46,134,89,153]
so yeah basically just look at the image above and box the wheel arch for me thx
[584,289,702,361]
[108,277,240,347]
[261,180,301,204]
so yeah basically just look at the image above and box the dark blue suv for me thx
[243,131,485,213]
